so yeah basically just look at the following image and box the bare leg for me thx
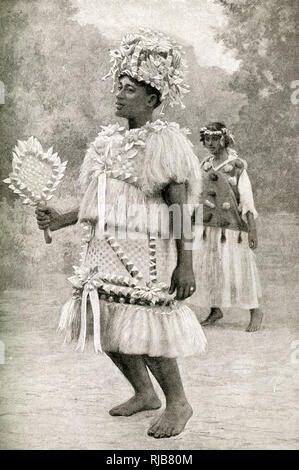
[143,356,193,438]
[246,308,263,332]
[200,307,223,326]
[106,352,161,416]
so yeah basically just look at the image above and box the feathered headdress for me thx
[103,28,189,110]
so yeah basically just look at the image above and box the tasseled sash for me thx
[58,282,102,353]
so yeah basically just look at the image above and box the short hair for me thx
[119,74,162,109]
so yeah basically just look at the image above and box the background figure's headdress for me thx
[103,28,190,111]
[200,126,235,147]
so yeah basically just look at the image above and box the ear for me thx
[146,93,158,109]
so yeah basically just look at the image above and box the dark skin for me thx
[35,207,78,232]
[200,133,263,332]
[247,211,258,250]
[166,182,196,300]
[35,75,196,438]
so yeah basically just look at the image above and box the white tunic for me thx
[59,120,207,357]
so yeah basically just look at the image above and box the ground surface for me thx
[0,213,298,450]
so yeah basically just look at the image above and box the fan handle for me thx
[44,226,52,244]
[38,201,52,244]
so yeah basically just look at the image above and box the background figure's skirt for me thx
[78,234,207,357]
[191,226,262,309]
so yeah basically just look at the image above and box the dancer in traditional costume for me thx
[193,122,263,332]
[36,29,206,438]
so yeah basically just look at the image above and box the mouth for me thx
[116,102,125,110]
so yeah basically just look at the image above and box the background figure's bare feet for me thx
[147,401,193,438]
[201,307,223,326]
[109,392,161,416]
[246,309,263,332]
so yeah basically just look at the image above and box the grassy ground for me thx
[0,213,298,450]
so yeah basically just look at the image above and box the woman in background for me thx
[194,122,263,332]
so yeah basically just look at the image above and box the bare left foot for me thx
[109,391,161,416]
[147,401,193,438]
[201,307,223,326]
[246,309,263,332]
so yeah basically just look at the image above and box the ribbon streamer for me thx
[76,286,102,353]
[96,138,115,238]
[97,173,107,239]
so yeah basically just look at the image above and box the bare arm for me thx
[247,211,258,249]
[164,182,196,300]
[35,206,79,232]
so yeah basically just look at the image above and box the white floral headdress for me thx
[200,126,235,146]
[103,28,189,111]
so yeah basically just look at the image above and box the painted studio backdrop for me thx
[0,0,298,450]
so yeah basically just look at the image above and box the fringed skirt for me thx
[59,232,207,358]
[191,227,262,309]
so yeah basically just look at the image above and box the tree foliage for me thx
[0,0,114,199]
[1,0,296,289]
[216,0,299,211]
[0,197,81,290]
[0,0,245,199]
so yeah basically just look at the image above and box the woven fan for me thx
[3,136,67,244]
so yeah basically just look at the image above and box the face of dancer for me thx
[204,134,225,156]
[115,75,157,119]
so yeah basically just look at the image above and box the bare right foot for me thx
[109,392,161,417]
[246,309,263,332]
[200,307,223,326]
[147,401,193,438]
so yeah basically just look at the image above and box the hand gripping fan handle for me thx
[39,202,52,244]
[44,226,52,244]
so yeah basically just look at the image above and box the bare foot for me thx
[200,307,223,326]
[109,392,161,416]
[246,309,263,332]
[147,401,193,438]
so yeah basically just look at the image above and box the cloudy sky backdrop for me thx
[71,0,239,73]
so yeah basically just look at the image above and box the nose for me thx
[116,88,124,99]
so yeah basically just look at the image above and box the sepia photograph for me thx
[0,0,298,452]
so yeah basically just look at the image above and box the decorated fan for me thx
[3,136,67,244]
